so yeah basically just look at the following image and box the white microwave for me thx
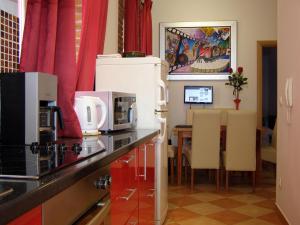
[75,91,137,132]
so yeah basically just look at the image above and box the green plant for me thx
[225,67,248,99]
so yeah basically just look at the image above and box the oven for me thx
[43,164,111,225]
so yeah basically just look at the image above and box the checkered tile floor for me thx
[164,172,288,225]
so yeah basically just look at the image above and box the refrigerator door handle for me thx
[157,117,167,143]
[157,80,167,106]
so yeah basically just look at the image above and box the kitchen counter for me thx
[0,129,159,224]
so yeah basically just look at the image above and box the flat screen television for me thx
[184,86,213,104]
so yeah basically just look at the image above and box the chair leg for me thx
[209,169,213,182]
[216,169,220,192]
[191,169,195,190]
[220,167,224,187]
[226,171,229,192]
[170,158,174,184]
[252,171,256,192]
[185,158,188,181]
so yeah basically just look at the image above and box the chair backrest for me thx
[271,119,277,148]
[225,110,257,171]
[186,108,232,126]
[191,110,221,169]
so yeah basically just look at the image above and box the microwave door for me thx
[113,96,136,130]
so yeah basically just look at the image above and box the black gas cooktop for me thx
[0,138,106,179]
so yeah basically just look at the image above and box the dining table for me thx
[172,125,261,185]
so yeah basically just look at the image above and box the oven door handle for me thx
[75,199,111,225]
[0,188,13,198]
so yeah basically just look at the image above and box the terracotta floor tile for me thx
[258,212,289,225]
[169,185,187,191]
[168,191,185,199]
[210,198,246,209]
[234,218,274,225]
[180,216,226,225]
[167,208,201,222]
[194,183,220,192]
[216,189,244,197]
[254,200,277,210]
[171,187,202,195]
[207,210,251,225]
[189,192,224,202]
[255,190,276,199]
[168,203,179,210]
[184,202,224,216]
[228,194,266,204]
[164,222,181,225]
[165,172,286,225]
[230,186,254,194]
[168,196,202,207]
[231,204,272,217]
[164,221,181,225]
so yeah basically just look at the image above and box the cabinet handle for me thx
[122,155,135,164]
[0,188,13,198]
[139,144,147,181]
[146,189,156,198]
[119,188,136,201]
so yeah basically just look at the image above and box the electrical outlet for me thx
[278,177,282,189]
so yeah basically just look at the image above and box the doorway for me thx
[257,41,277,130]
[257,41,277,180]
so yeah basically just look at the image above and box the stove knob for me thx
[58,143,67,153]
[46,143,55,154]
[94,177,109,190]
[72,143,82,154]
[105,175,112,185]
[30,142,39,154]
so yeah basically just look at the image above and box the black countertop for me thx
[0,129,159,224]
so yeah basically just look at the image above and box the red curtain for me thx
[20,0,82,138]
[76,0,108,91]
[140,0,152,55]
[124,0,140,52]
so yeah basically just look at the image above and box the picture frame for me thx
[159,21,237,80]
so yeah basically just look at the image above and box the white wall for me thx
[152,0,277,131]
[277,0,300,224]
[103,0,118,54]
[0,0,18,16]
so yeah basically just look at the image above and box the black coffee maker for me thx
[0,72,63,145]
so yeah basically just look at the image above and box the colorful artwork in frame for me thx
[159,21,237,80]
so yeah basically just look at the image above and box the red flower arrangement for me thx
[225,67,248,109]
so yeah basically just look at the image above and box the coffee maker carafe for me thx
[0,72,63,145]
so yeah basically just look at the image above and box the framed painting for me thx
[159,21,237,80]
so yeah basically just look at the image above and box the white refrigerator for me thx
[95,56,169,225]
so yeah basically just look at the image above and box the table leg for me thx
[177,131,183,185]
[256,129,261,183]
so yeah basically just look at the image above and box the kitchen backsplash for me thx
[0,9,19,72]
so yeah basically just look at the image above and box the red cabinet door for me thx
[126,206,139,225]
[8,206,42,225]
[111,148,138,225]
[138,142,156,225]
